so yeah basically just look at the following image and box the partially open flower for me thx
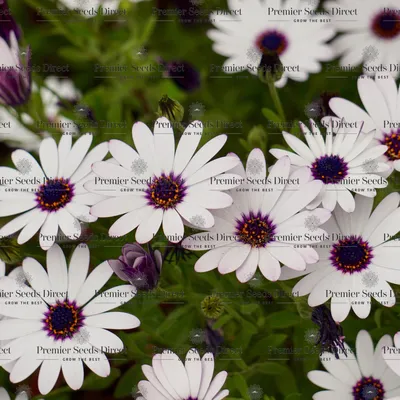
[0,0,21,45]
[108,243,162,291]
[0,32,31,106]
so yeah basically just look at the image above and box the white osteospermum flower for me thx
[41,76,81,121]
[182,149,330,283]
[280,193,400,322]
[0,243,139,395]
[270,118,389,212]
[0,134,108,250]
[0,109,41,151]
[326,0,400,77]
[88,117,240,244]
[308,330,400,399]
[137,349,229,400]
[207,0,335,87]
[39,76,81,136]
[329,73,400,176]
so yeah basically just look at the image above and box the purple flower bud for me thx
[108,243,162,291]
[165,60,201,92]
[0,32,31,106]
[0,0,21,45]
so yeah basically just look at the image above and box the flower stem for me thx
[267,80,286,122]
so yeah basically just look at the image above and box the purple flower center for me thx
[311,155,348,184]
[352,376,384,399]
[372,10,400,39]
[35,178,74,212]
[256,30,288,55]
[235,211,276,248]
[146,173,186,209]
[43,300,84,341]
[330,236,373,274]
[381,131,400,161]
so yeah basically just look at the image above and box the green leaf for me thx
[265,311,302,329]
[82,368,121,390]
[262,108,282,123]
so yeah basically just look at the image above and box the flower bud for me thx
[0,235,22,264]
[0,0,21,45]
[257,51,284,84]
[0,32,31,106]
[108,243,162,291]
[157,95,184,123]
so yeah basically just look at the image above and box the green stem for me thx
[267,80,286,122]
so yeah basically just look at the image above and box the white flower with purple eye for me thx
[137,349,229,400]
[207,0,335,87]
[329,74,400,176]
[0,134,108,250]
[270,119,389,212]
[87,117,240,244]
[0,243,139,395]
[308,330,400,400]
[280,193,400,322]
[325,0,400,77]
[182,150,331,283]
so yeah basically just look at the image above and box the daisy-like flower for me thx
[0,108,41,151]
[329,73,400,176]
[0,243,139,395]
[280,193,400,322]
[0,134,108,250]
[182,149,331,283]
[308,330,400,399]
[207,0,335,87]
[39,76,81,136]
[137,349,229,400]
[88,117,240,244]
[326,0,400,77]
[270,118,389,212]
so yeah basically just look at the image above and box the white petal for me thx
[154,117,175,174]
[198,352,214,400]
[39,212,59,250]
[62,134,93,178]
[70,141,109,183]
[38,359,61,395]
[173,121,203,175]
[57,208,80,239]
[47,244,68,301]
[39,137,58,178]
[162,208,184,243]
[182,135,228,179]
[85,312,140,330]
[76,261,113,307]
[194,247,230,273]
[136,208,163,244]
[62,358,84,391]
[90,195,147,218]
[68,243,90,301]
[109,206,153,237]
[236,248,259,282]
[218,245,251,274]
[161,350,190,399]
[83,285,136,315]
[0,198,37,217]
[258,248,281,281]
